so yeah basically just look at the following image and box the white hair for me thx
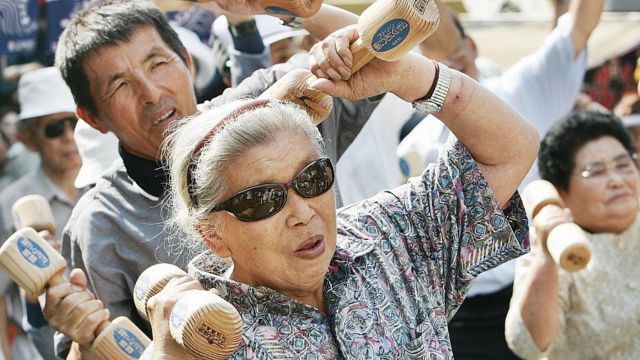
[163,99,326,253]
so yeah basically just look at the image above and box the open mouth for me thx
[293,236,326,260]
[153,108,176,126]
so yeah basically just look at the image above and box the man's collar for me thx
[118,146,168,197]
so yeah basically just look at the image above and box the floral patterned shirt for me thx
[189,141,530,359]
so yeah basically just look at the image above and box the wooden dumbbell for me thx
[11,194,56,234]
[349,0,440,72]
[134,263,243,360]
[261,0,441,124]
[522,180,593,272]
[0,228,151,359]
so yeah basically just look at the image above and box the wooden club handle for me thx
[522,180,592,272]
[135,264,243,360]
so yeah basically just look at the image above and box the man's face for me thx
[269,38,296,65]
[81,26,197,160]
[445,36,480,81]
[23,113,81,173]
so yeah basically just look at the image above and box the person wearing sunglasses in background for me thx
[0,67,84,360]
[146,27,539,356]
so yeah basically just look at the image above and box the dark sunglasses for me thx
[43,117,78,139]
[208,158,335,222]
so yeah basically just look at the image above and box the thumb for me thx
[69,268,88,289]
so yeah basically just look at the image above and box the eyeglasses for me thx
[208,158,334,222]
[579,153,639,179]
[43,117,78,139]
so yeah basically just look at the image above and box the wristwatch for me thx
[412,62,452,115]
[228,19,258,38]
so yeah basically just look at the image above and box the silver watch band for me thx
[430,63,452,112]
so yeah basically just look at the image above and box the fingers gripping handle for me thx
[135,264,243,360]
[522,180,593,272]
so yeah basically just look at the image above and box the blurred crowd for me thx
[0,0,639,359]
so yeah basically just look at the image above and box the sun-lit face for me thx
[82,26,197,160]
[25,112,81,174]
[444,36,479,81]
[561,136,640,233]
[208,130,337,301]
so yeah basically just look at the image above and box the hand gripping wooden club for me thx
[189,0,322,18]
[522,180,593,272]
[260,1,440,125]
[0,228,151,359]
[134,263,243,360]
[259,0,323,18]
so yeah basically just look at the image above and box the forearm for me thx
[394,55,538,204]
[301,4,357,40]
[569,0,604,54]
[517,254,561,352]
[419,0,462,61]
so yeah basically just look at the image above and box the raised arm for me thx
[309,26,539,206]
[569,0,604,55]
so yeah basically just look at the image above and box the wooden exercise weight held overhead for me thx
[350,0,441,73]
[11,194,56,234]
[522,180,593,272]
[0,228,151,360]
[135,263,243,360]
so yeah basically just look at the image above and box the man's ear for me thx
[195,221,231,258]
[76,107,109,134]
[465,36,479,59]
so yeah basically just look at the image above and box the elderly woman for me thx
[505,110,640,359]
[147,31,538,358]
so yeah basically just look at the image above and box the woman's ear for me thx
[195,221,231,258]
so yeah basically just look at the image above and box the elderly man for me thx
[0,67,83,360]
[46,1,382,357]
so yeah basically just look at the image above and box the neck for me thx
[41,164,81,202]
[284,286,326,314]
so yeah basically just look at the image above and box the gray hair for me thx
[163,99,326,252]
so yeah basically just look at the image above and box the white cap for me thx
[73,120,119,188]
[213,15,308,49]
[18,67,76,121]
[172,25,216,93]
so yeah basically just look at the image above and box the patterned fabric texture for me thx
[189,141,530,359]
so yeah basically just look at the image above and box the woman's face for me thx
[209,130,337,298]
[561,136,640,233]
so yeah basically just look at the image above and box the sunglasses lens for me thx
[44,118,77,138]
[215,158,334,222]
[293,159,334,198]
[228,185,287,221]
